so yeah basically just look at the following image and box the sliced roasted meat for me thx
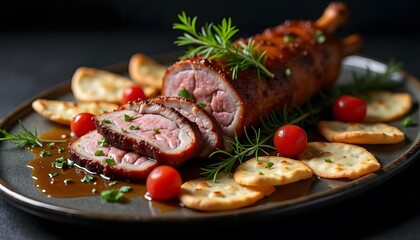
[161,2,363,139]
[68,131,158,182]
[93,99,204,166]
[151,96,224,159]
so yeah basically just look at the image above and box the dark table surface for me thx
[1,31,420,239]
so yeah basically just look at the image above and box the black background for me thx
[1,0,420,239]
[2,0,420,36]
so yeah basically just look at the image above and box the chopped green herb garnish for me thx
[101,188,124,202]
[178,88,191,99]
[265,162,274,169]
[81,175,95,183]
[52,156,71,169]
[129,125,140,130]
[324,158,333,163]
[95,150,104,156]
[197,102,207,108]
[283,35,293,43]
[57,146,65,153]
[49,172,58,178]
[315,30,326,44]
[153,128,160,134]
[101,119,111,124]
[40,149,51,157]
[124,114,134,122]
[258,171,264,175]
[119,185,132,193]
[105,158,116,165]
[97,137,108,147]
[48,142,55,149]
[64,178,73,184]
[108,181,118,186]
[284,68,292,78]
[121,128,128,133]
[401,117,413,127]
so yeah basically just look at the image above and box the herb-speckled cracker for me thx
[178,173,275,211]
[362,90,412,123]
[318,120,405,144]
[297,142,381,179]
[234,156,313,187]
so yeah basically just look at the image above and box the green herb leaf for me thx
[197,102,207,108]
[101,189,124,202]
[178,88,191,99]
[173,11,274,79]
[119,186,132,193]
[324,158,333,163]
[95,150,104,156]
[0,120,66,148]
[97,137,108,147]
[401,117,413,127]
[49,172,58,178]
[129,125,140,130]
[81,175,95,183]
[124,114,134,122]
[40,149,52,157]
[105,158,116,165]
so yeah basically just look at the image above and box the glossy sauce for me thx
[26,125,313,209]
[26,125,147,198]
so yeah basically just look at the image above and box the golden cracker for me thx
[128,53,166,93]
[297,142,381,179]
[71,67,135,103]
[32,99,118,125]
[362,90,412,123]
[178,173,275,212]
[318,120,405,144]
[234,156,313,187]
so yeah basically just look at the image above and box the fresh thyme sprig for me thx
[202,59,403,181]
[173,11,274,79]
[0,120,66,148]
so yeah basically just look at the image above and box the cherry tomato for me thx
[332,95,367,122]
[273,124,307,158]
[121,85,147,105]
[146,165,182,201]
[70,112,96,137]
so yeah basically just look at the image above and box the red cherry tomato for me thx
[70,112,96,137]
[273,124,307,158]
[146,165,182,201]
[121,85,147,105]
[332,95,367,122]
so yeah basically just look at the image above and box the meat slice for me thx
[161,2,363,139]
[68,131,158,182]
[151,96,224,159]
[93,99,204,166]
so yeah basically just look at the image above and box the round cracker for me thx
[234,156,313,187]
[361,90,412,123]
[297,142,381,179]
[318,120,405,144]
[178,173,275,212]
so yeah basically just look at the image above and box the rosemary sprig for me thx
[0,120,66,148]
[173,11,274,79]
[202,59,403,181]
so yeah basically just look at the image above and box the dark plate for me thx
[0,54,419,225]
